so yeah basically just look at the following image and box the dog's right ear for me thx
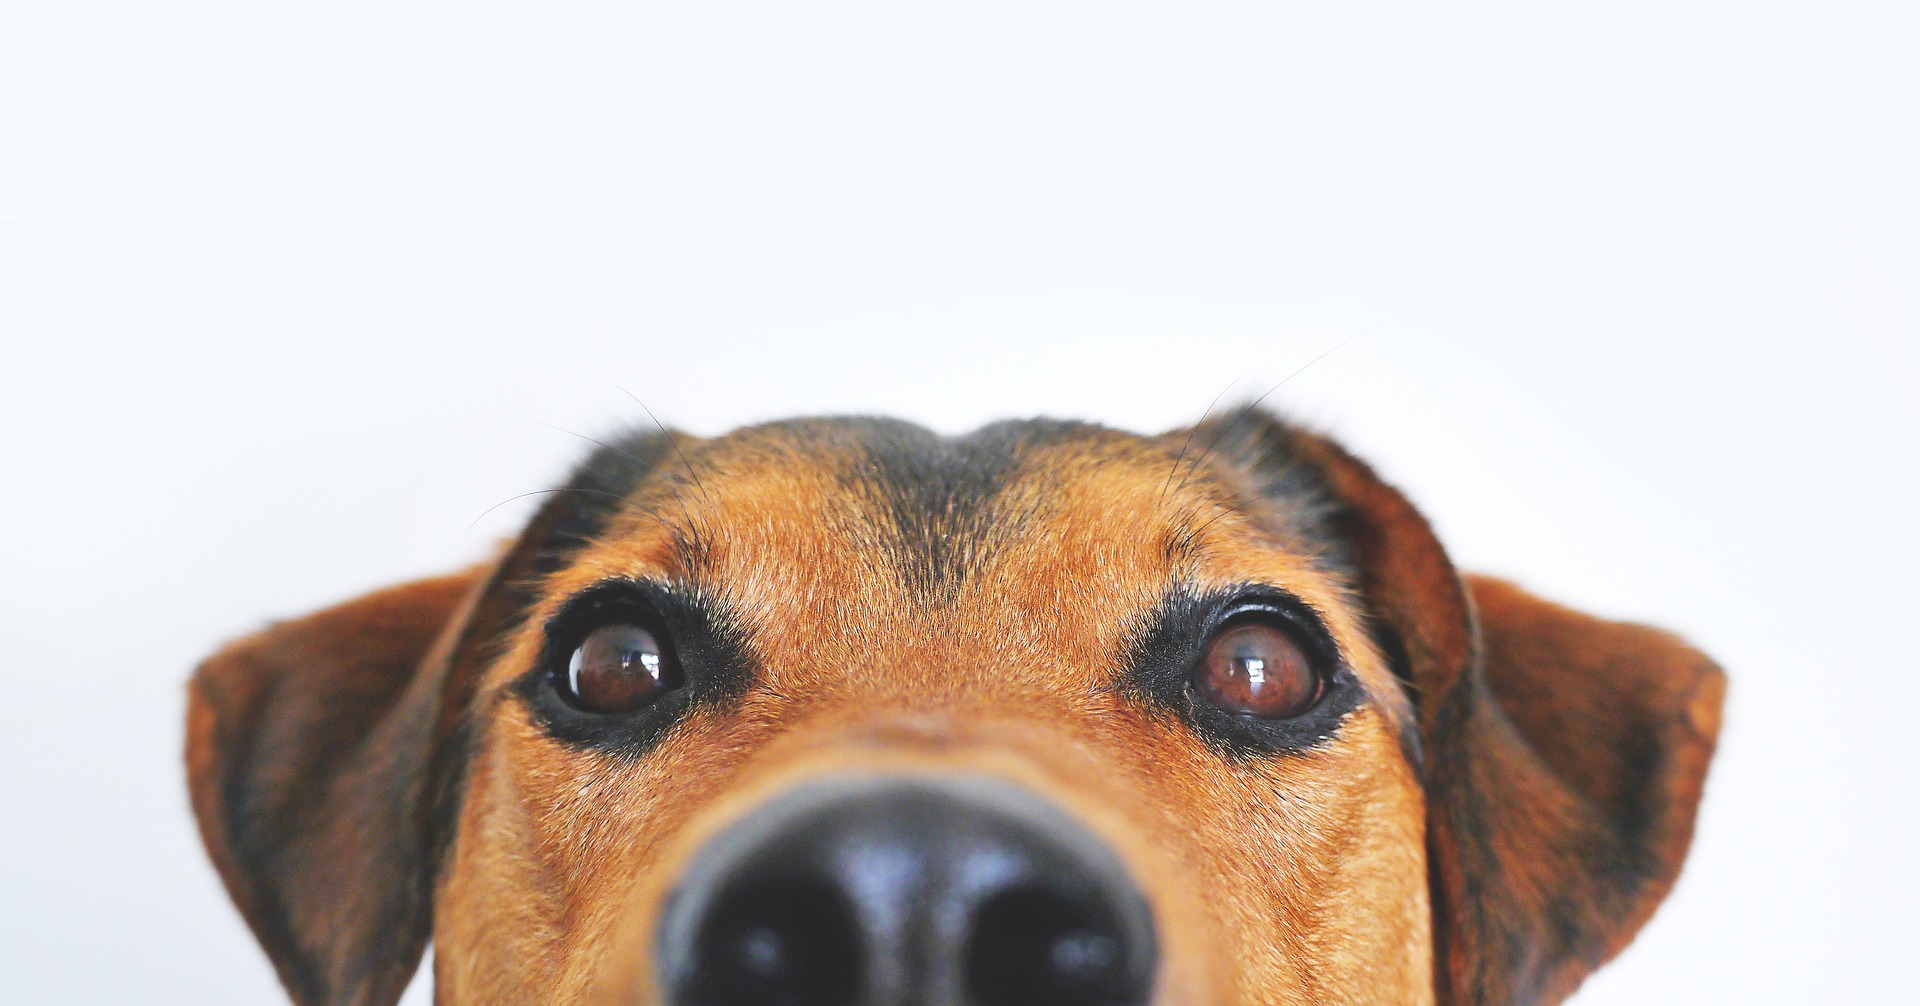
[185,430,687,1006]
[185,565,490,1006]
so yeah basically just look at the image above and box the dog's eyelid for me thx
[538,577,738,651]
[546,577,676,628]
[1205,588,1346,665]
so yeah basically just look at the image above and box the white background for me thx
[3,3,1915,1003]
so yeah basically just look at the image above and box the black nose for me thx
[656,777,1158,1006]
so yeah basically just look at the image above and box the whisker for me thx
[506,412,711,542]
[468,487,583,530]
[465,486,677,533]
[1172,319,1394,496]
[608,382,714,505]
[1161,378,1241,505]
[1188,497,1254,540]
[506,415,667,476]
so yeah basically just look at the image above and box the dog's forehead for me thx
[564,419,1320,582]
[525,417,1381,690]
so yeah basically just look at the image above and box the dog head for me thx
[186,411,1723,1006]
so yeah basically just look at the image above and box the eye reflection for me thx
[562,622,679,713]
[1192,618,1322,720]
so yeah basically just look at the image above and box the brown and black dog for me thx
[186,410,1723,1006]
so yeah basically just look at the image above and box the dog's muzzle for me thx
[654,776,1159,1006]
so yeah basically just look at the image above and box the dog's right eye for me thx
[559,622,684,714]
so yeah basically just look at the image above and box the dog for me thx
[186,409,1724,1006]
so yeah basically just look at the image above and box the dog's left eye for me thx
[559,622,683,714]
[1192,615,1323,720]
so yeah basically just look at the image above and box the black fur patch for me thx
[811,416,1100,599]
[1183,409,1355,574]
[530,431,698,582]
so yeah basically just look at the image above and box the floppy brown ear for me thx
[1204,412,1725,1005]
[186,567,490,1006]
[186,430,688,1006]
[1442,574,1725,1004]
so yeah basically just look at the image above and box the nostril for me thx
[658,778,1158,1006]
[965,884,1151,1006]
[682,876,863,1006]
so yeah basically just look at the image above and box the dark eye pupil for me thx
[1194,620,1321,720]
[565,623,677,713]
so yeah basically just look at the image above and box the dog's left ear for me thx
[1197,412,1725,1006]
[1439,574,1725,1004]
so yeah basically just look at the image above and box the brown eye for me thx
[563,622,680,713]
[1193,618,1322,719]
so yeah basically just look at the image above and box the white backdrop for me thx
[3,3,1915,1003]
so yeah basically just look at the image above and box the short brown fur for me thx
[187,411,1723,1006]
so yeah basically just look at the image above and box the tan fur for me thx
[185,413,1722,1006]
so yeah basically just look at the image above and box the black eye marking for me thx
[1123,585,1363,758]
[516,579,754,754]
